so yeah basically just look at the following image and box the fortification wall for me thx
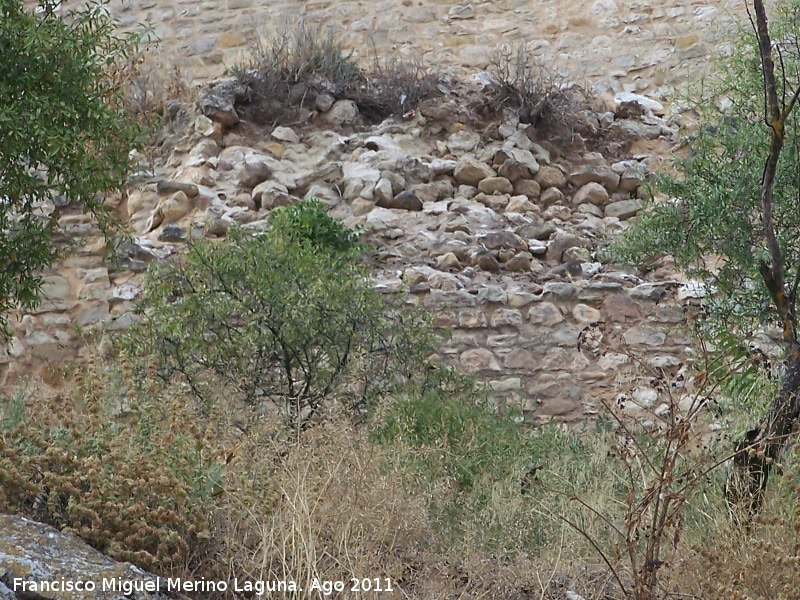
[29,0,741,94]
[4,0,762,422]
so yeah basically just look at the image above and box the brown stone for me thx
[603,293,641,321]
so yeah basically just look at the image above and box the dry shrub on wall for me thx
[352,50,441,122]
[232,20,440,125]
[485,42,606,149]
[109,42,193,150]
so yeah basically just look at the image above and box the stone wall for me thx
[6,0,766,420]
[27,0,742,95]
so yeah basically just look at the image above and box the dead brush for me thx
[233,20,440,125]
[687,442,800,599]
[536,340,751,600]
[232,21,364,123]
[485,42,599,146]
[108,42,192,146]
[0,357,226,584]
[225,422,428,599]
[352,49,442,122]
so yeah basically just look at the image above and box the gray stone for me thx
[598,352,630,371]
[324,100,360,126]
[497,159,532,182]
[197,77,245,126]
[612,160,647,193]
[253,181,293,210]
[475,251,502,272]
[437,252,462,270]
[542,281,576,299]
[614,92,665,116]
[535,165,567,189]
[458,308,487,328]
[38,275,71,310]
[573,182,609,206]
[490,378,522,392]
[408,183,440,204]
[623,326,667,346]
[508,292,539,308]
[604,199,641,219]
[573,304,602,323]
[545,231,586,263]
[378,190,423,211]
[474,192,509,211]
[505,251,533,272]
[578,203,604,218]
[447,130,482,153]
[568,164,621,190]
[0,514,166,600]
[539,397,580,416]
[513,179,542,198]
[492,147,539,175]
[480,230,528,252]
[460,348,501,371]
[156,180,199,197]
[647,355,682,368]
[528,302,564,325]
[454,157,495,186]
[540,347,590,372]
[271,126,300,143]
[539,187,565,207]
[77,303,110,326]
[478,176,514,195]
[608,119,664,140]
[504,349,542,371]
[603,293,641,321]
[506,195,535,213]
[518,222,555,241]
[315,93,335,112]
[490,309,523,327]
[158,225,187,242]
[237,155,272,188]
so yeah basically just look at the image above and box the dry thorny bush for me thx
[108,42,194,153]
[535,326,800,600]
[232,20,441,125]
[484,42,623,154]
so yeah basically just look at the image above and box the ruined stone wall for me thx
[5,0,762,421]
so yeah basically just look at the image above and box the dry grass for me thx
[225,423,427,598]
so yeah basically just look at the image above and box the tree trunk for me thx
[730,343,800,515]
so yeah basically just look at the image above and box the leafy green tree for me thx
[0,0,139,333]
[615,0,800,513]
[125,208,434,433]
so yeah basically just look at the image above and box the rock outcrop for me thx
[0,514,173,600]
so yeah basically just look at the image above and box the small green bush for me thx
[124,216,433,431]
[269,197,362,255]
[373,369,554,554]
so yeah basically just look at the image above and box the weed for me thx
[232,21,439,125]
